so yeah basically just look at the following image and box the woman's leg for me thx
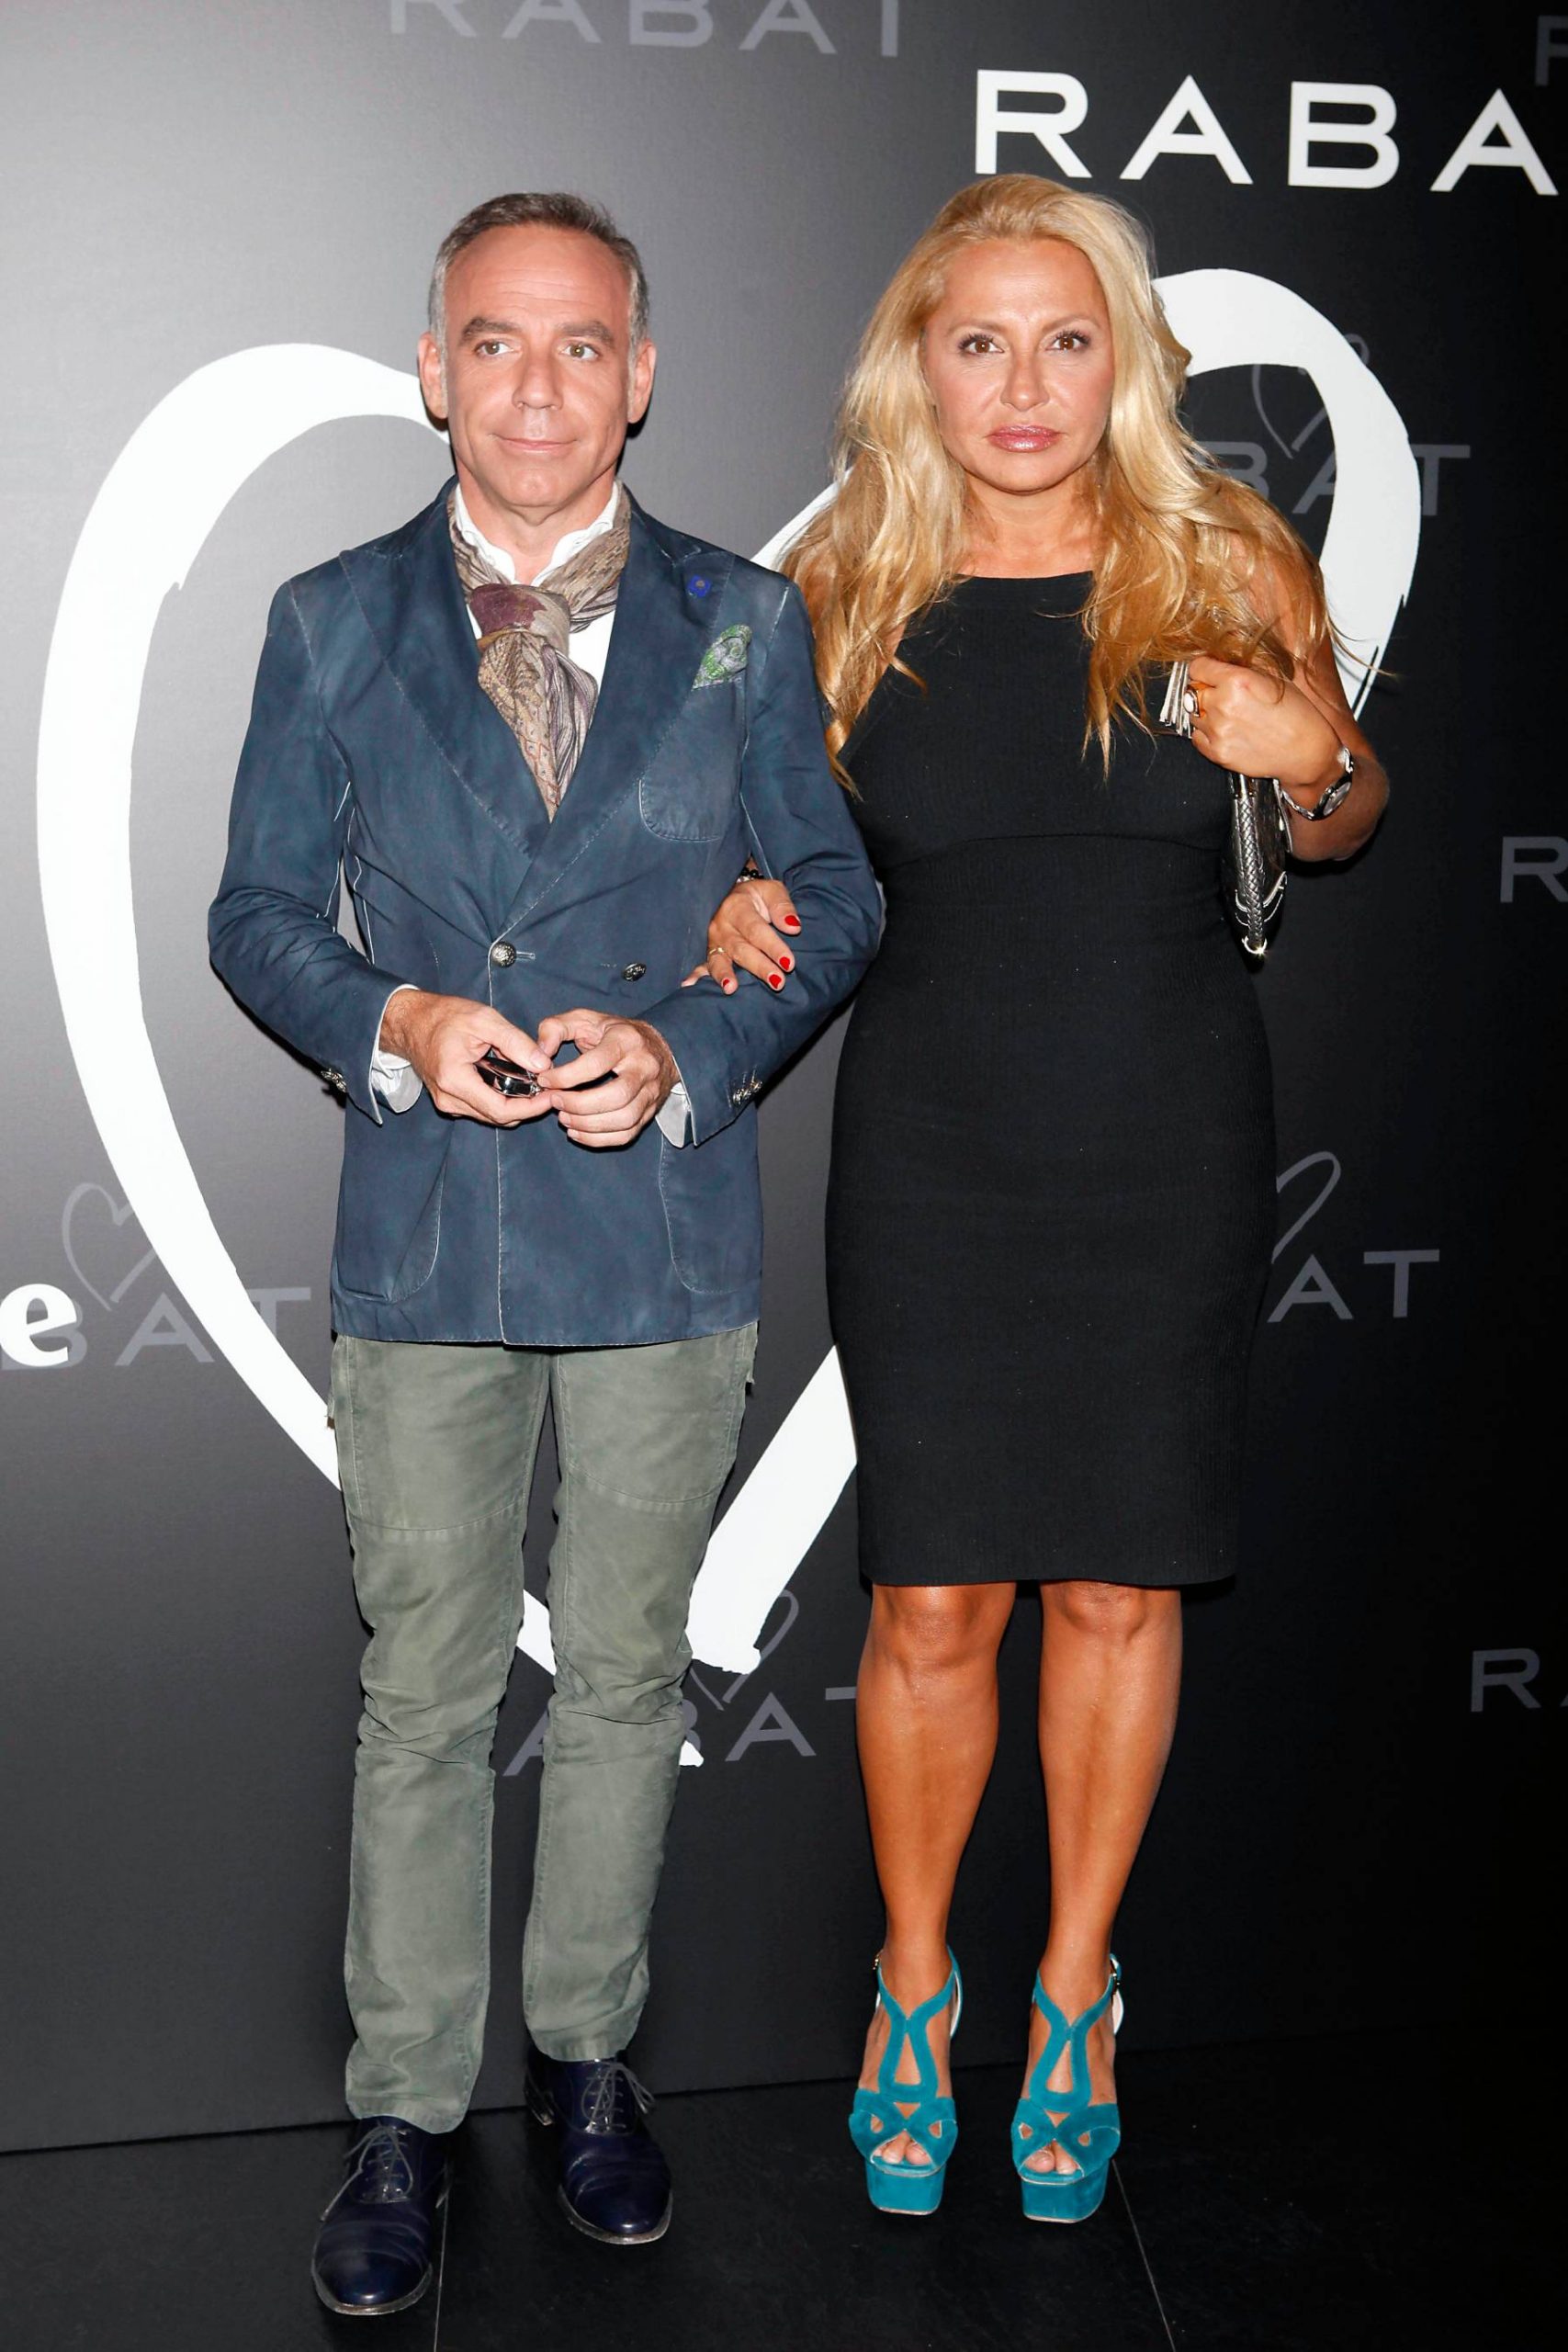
[855,1579,1017,2165]
[1023,1580,1183,2174]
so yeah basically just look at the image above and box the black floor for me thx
[2,2032,1559,2352]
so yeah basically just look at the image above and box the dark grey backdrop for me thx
[2,0,1562,2154]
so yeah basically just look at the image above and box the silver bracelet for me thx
[1280,742,1354,821]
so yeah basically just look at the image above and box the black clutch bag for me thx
[1161,661,1292,960]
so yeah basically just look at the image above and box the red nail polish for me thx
[783,916,801,932]
[778,953,794,972]
[768,973,784,989]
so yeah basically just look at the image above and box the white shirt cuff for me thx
[370,986,423,1113]
[656,1080,692,1147]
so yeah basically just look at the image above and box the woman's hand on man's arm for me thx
[682,876,802,994]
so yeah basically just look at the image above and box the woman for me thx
[694,175,1386,2222]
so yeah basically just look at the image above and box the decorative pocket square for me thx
[694,624,751,688]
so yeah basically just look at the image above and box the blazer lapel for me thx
[344,484,552,868]
[502,502,730,924]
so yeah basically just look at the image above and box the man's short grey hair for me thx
[428,192,650,355]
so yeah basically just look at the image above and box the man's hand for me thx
[379,989,553,1126]
[536,1010,678,1148]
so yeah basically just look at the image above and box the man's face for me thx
[417,224,656,538]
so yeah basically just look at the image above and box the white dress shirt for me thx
[369,481,692,1143]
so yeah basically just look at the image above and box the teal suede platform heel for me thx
[1011,1956,1123,2223]
[848,1955,962,2215]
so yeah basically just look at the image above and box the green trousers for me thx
[329,1324,756,2132]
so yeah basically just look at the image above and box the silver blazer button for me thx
[490,941,516,967]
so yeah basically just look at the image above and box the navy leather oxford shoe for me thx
[525,2052,672,2245]
[310,2116,449,2316]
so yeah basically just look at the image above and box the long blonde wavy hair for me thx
[786,175,1332,777]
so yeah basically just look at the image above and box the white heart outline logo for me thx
[61,1181,158,1311]
[36,277,1418,1696]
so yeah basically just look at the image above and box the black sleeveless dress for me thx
[825,574,1277,1588]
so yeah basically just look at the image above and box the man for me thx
[210,191,879,2317]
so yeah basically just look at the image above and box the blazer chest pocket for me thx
[637,682,744,844]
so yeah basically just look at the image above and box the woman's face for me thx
[921,237,1116,514]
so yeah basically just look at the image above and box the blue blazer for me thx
[209,484,881,1346]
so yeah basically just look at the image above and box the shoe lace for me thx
[581,2060,654,2136]
[344,2120,419,2204]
